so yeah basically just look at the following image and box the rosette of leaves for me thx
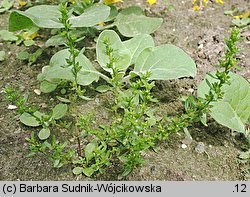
[39,30,196,94]
[20,103,68,140]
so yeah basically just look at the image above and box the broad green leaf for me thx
[73,167,83,175]
[85,141,97,163]
[210,101,246,133]
[198,72,250,133]
[45,35,65,47]
[40,81,57,93]
[9,4,110,31]
[33,111,45,119]
[42,49,99,86]
[124,34,154,65]
[104,5,118,22]
[115,6,163,37]
[134,44,196,80]
[96,30,131,72]
[8,11,34,32]
[51,103,68,120]
[70,4,110,27]
[0,30,18,41]
[96,85,111,93]
[9,5,63,31]
[0,51,5,61]
[20,112,40,127]
[38,128,50,140]
[24,40,35,47]
[82,166,95,177]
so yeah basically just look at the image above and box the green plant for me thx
[69,28,196,176]
[20,103,68,140]
[4,85,37,114]
[71,27,250,177]
[0,0,13,13]
[26,132,75,168]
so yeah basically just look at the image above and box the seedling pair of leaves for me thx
[20,103,68,140]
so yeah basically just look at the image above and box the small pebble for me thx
[34,89,41,95]
[181,144,187,149]
[195,142,205,153]
[8,104,17,110]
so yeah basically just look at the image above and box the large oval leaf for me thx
[96,30,131,72]
[9,5,63,31]
[38,128,50,140]
[51,103,68,120]
[123,34,154,65]
[20,112,40,127]
[115,6,163,37]
[9,4,110,31]
[198,72,250,133]
[42,49,100,86]
[70,4,110,27]
[134,44,196,80]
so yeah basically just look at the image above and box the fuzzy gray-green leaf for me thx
[51,103,68,120]
[38,128,50,140]
[96,30,131,73]
[20,112,40,127]
[198,72,250,133]
[123,34,154,65]
[134,44,196,80]
[115,6,163,37]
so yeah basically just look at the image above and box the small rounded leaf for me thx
[40,81,57,93]
[73,167,83,175]
[38,128,50,140]
[51,103,68,120]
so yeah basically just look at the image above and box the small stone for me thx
[181,144,187,149]
[34,89,41,95]
[40,103,47,108]
[195,142,205,153]
[188,88,194,93]
[8,104,17,110]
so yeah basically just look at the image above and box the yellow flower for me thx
[193,5,199,11]
[202,0,208,5]
[233,11,250,19]
[215,0,224,4]
[23,32,39,40]
[98,21,106,26]
[18,0,27,6]
[104,0,122,5]
[192,0,197,4]
[147,0,157,5]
